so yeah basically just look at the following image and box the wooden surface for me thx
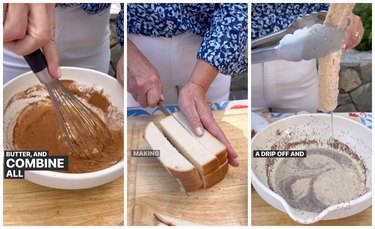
[251,115,372,226]
[127,109,248,226]
[3,177,124,226]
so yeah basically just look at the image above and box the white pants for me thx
[3,6,111,84]
[127,32,231,106]
[251,59,318,113]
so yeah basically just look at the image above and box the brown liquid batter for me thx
[270,148,366,213]
[9,81,123,173]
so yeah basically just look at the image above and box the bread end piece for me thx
[153,212,206,226]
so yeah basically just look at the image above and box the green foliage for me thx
[353,3,372,51]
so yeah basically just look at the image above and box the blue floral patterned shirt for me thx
[56,3,124,46]
[127,3,248,76]
[251,3,329,40]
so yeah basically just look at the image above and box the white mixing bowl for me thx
[251,114,372,224]
[3,67,124,189]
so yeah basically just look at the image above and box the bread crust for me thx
[202,160,229,188]
[318,3,355,112]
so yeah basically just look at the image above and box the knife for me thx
[158,103,172,116]
[157,103,200,135]
[251,24,345,64]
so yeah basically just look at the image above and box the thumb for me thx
[43,3,60,79]
[43,39,60,79]
[146,79,163,107]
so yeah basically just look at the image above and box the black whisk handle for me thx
[24,49,48,74]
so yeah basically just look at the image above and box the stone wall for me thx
[335,50,372,112]
[109,4,122,77]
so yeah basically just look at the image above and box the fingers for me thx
[27,4,51,43]
[3,3,8,22]
[43,40,60,78]
[147,86,163,108]
[179,94,204,136]
[137,89,148,108]
[344,13,364,50]
[4,4,52,55]
[195,100,239,167]
[116,54,124,86]
[127,41,163,108]
[3,4,28,42]
[135,80,162,108]
[42,4,60,78]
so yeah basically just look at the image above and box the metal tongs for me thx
[251,12,345,64]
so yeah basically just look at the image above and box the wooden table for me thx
[127,109,248,226]
[251,115,372,226]
[3,177,124,226]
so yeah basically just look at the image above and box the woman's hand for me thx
[179,60,239,167]
[127,39,163,107]
[116,53,124,86]
[343,12,364,50]
[3,3,60,78]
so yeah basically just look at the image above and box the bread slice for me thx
[176,178,204,192]
[202,160,229,188]
[144,122,203,192]
[153,212,206,226]
[172,111,228,165]
[159,116,219,176]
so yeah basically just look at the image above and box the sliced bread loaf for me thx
[172,111,228,165]
[159,116,220,176]
[144,112,229,192]
[144,122,203,192]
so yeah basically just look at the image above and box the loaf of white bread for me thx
[144,111,228,192]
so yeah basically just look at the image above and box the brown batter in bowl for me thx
[5,80,124,173]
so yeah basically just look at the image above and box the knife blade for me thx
[157,103,198,135]
[157,103,172,116]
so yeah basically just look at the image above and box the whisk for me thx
[24,49,112,159]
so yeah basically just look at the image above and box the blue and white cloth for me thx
[56,3,124,46]
[128,100,248,117]
[251,3,329,40]
[127,3,248,76]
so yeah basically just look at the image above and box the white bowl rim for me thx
[26,160,124,179]
[251,113,372,223]
[4,66,118,89]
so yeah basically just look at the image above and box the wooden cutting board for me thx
[3,177,124,226]
[251,115,372,226]
[127,108,248,226]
